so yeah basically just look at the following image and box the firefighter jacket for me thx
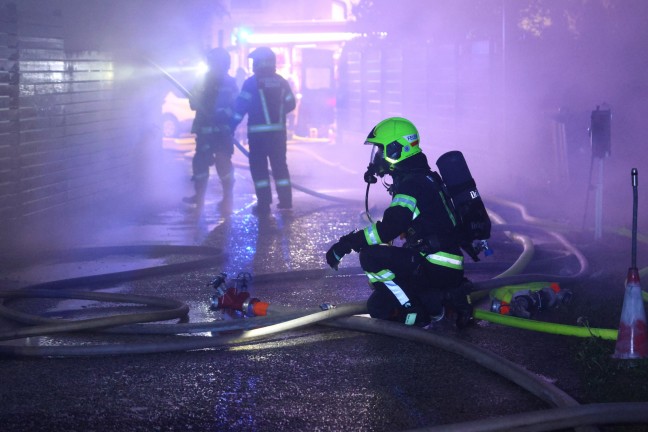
[231,71,296,135]
[190,73,238,135]
[346,153,464,270]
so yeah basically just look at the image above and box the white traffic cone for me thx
[613,268,648,359]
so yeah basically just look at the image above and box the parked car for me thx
[161,91,194,138]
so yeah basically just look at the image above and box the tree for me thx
[352,0,648,46]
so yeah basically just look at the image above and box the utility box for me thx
[590,106,611,158]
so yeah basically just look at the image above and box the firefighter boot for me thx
[215,157,234,213]
[445,279,475,329]
[183,177,207,209]
[218,178,234,213]
[276,177,292,210]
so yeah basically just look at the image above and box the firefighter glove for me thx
[326,239,353,271]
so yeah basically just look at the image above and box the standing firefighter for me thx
[231,47,297,215]
[325,117,483,329]
[183,48,239,212]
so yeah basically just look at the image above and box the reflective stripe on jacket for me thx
[232,73,296,134]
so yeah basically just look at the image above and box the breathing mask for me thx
[363,147,390,184]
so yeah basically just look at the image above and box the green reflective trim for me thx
[276,178,291,187]
[385,280,410,305]
[200,126,229,134]
[363,224,382,245]
[404,313,417,325]
[255,179,270,188]
[424,251,464,270]
[365,269,395,283]
[249,124,285,133]
[390,194,417,213]
[258,89,271,124]
[366,270,410,305]
[278,88,285,122]
[439,191,457,227]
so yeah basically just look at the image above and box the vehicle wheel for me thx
[162,114,179,138]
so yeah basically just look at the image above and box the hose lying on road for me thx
[0,245,226,290]
[326,316,581,409]
[0,302,367,357]
[0,289,189,341]
[403,402,648,432]
[473,309,619,340]
[0,293,332,335]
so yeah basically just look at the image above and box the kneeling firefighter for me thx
[326,117,488,328]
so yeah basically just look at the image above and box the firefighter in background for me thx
[325,117,474,328]
[231,47,297,215]
[183,48,239,212]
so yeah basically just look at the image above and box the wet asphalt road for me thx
[0,139,646,431]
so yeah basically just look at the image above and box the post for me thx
[594,158,604,240]
[590,106,611,240]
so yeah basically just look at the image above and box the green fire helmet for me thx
[364,117,421,164]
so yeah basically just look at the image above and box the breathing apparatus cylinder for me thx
[436,151,491,252]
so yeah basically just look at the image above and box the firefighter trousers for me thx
[359,245,464,326]
[192,132,234,201]
[247,132,292,208]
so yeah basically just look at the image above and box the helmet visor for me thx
[384,140,403,163]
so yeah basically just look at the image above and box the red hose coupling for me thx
[217,287,269,316]
[243,298,269,317]
[217,287,250,311]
